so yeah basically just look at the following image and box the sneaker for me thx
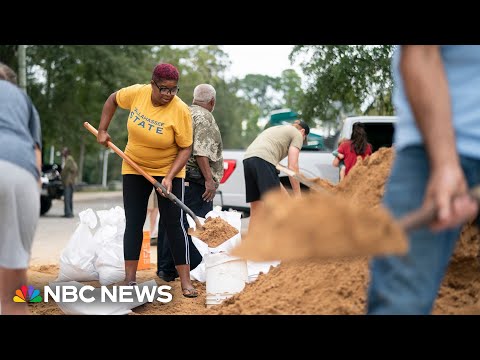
[157,270,178,282]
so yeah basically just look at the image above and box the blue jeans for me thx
[367,146,480,314]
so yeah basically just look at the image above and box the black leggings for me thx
[123,174,191,265]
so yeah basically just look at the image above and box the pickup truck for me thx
[40,163,64,215]
[214,115,397,216]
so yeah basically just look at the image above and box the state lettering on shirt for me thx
[129,108,165,135]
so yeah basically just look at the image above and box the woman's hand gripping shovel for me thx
[84,122,205,235]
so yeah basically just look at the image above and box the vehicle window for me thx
[363,123,395,152]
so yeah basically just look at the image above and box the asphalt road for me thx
[31,191,249,266]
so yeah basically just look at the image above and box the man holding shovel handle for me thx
[243,119,310,234]
[367,45,480,314]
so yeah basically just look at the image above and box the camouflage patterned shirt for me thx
[186,105,224,187]
[62,155,78,186]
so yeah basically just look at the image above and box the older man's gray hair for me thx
[193,84,216,103]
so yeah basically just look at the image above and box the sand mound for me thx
[334,147,396,208]
[196,217,239,247]
[222,147,480,314]
[212,259,368,314]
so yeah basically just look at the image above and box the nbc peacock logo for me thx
[13,285,43,303]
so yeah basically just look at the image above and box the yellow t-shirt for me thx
[116,84,192,178]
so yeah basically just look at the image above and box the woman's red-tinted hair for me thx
[152,63,179,82]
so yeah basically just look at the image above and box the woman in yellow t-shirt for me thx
[96,63,200,298]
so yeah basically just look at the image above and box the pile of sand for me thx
[28,147,480,315]
[196,217,239,247]
[218,147,480,314]
[311,147,395,205]
[334,147,396,208]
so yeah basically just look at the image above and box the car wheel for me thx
[40,196,52,215]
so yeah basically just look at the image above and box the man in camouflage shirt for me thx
[185,85,224,213]
[157,84,223,282]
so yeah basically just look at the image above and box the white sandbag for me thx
[187,215,207,282]
[57,209,99,282]
[94,207,126,285]
[187,208,279,283]
[51,280,157,315]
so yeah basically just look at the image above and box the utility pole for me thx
[18,45,26,91]
[102,149,113,188]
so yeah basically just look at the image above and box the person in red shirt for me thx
[333,122,372,177]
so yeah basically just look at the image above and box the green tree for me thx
[290,45,395,123]
[0,45,18,72]
[235,74,281,118]
[276,69,304,113]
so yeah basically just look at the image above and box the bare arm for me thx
[287,145,301,197]
[401,46,456,169]
[97,92,118,147]
[400,45,478,229]
[196,156,216,202]
[332,157,340,167]
[332,155,343,167]
[332,147,344,167]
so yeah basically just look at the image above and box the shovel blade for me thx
[188,227,205,238]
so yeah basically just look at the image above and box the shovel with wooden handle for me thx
[84,122,205,232]
[398,185,480,231]
[276,164,326,192]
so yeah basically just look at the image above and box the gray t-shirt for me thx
[0,80,42,179]
[244,125,303,165]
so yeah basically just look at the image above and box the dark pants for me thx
[123,175,201,267]
[63,184,74,217]
[157,181,210,276]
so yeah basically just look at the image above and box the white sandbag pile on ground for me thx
[57,208,98,282]
[56,207,126,285]
[94,206,126,285]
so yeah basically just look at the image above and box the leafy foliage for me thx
[290,45,395,123]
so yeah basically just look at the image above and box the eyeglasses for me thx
[152,80,180,95]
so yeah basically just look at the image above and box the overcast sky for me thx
[222,45,302,80]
